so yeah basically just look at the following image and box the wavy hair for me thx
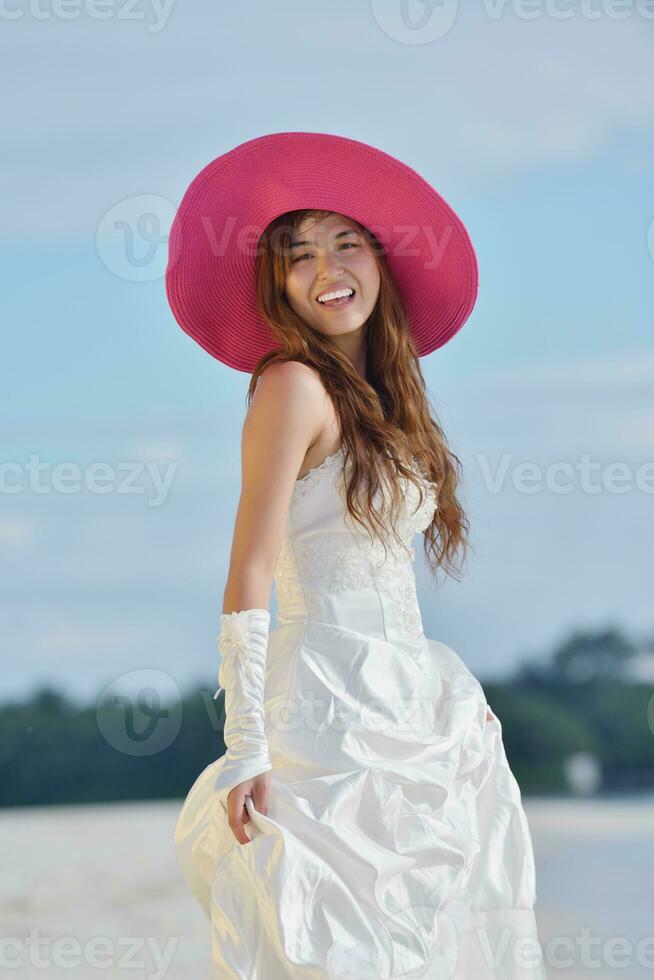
[246,208,471,583]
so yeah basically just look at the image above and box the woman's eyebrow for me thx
[289,229,359,249]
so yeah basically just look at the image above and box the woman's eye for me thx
[291,243,357,264]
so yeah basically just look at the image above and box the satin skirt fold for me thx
[174,621,546,979]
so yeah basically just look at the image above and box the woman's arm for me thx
[216,361,327,843]
[223,358,328,615]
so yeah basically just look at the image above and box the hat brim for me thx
[165,131,479,373]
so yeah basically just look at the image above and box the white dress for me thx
[174,448,547,979]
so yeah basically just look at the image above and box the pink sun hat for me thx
[165,131,479,373]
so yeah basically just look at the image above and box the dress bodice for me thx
[272,448,438,643]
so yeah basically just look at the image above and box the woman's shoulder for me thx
[258,357,322,383]
[254,359,328,402]
[250,361,334,459]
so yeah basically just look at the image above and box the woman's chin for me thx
[314,316,367,338]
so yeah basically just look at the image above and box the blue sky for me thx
[2,1,653,703]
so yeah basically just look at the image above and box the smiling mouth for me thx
[316,289,357,309]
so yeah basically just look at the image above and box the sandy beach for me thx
[1,795,653,979]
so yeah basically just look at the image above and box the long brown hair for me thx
[247,208,471,584]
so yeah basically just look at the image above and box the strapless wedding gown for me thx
[174,448,547,979]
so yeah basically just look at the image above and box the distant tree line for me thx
[1,625,652,807]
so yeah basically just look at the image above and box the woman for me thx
[166,132,546,979]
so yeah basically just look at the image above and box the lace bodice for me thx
[272,448,438,642]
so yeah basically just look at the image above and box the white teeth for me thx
[317,288,354,303]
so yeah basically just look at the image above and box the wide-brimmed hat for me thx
[165,131,479,373]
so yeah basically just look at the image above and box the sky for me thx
[1,1,653,704]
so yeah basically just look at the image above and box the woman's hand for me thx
[226,770,272,845]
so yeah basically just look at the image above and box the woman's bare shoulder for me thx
[252,360,329,414]
[243,361,327,462]
[255,359,325,391]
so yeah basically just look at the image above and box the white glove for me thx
[212,608,273,811]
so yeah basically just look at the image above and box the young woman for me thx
[166,132,546,979]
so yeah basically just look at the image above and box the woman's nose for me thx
[317,251,344,276]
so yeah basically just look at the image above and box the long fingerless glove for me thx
[212,608,273,811]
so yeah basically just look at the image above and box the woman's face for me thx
[283,212,381,338]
